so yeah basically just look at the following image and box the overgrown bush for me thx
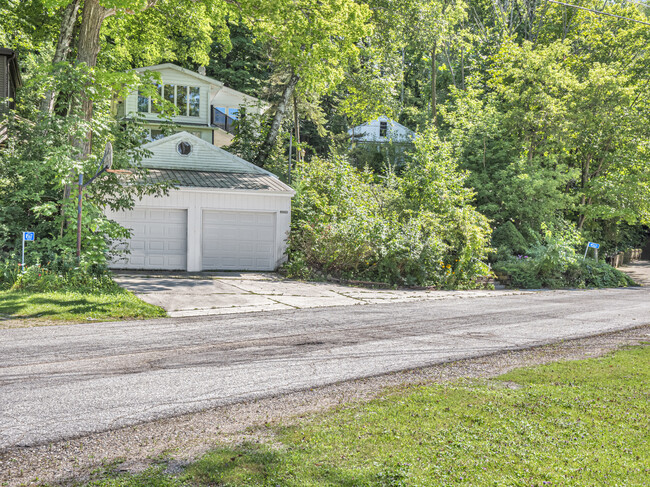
[492,223,636,288]
[0,254,121,294]
[285,129,493,288]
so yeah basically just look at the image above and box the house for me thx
[348,116,416,144]
[348,116,416,169]
[118,63,266,147]
[0,47,22,144]
[106,132,294,272]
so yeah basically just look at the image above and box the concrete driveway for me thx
[114,272,533,317]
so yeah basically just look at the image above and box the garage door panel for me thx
[202,211,275,271]
[110,208,187,270]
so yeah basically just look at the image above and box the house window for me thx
[137,91,149,113]
[176,85,188,114]
[379,121,388,137]
[177,141,192,156]
[164,84,175,105]
[189,87,200,117]
[228,108,239,120]
[150,129,165,140]
[150,83,162,113]
[137,84,199,116]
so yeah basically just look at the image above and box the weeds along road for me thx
[1,287,649,450]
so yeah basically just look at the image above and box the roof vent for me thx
[177,141,192,156]
[198,66,206,76]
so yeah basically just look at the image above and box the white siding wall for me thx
[350,117,415,143]
[143,123,213,144]
[106,188,292,272]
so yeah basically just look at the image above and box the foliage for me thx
[0,59,170,268]
[287,128,492,287]
[83,345,650,486]
[490,221,528,260]
[0,254,120,293]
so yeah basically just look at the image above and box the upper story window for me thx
[379,121,388,137]
[137,84,200,117]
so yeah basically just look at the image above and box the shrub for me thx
[286,129,493,288]
[0,253,121,294]
[491,221,528,261]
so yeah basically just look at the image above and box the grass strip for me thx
[83,344,649,486]
[0,290,166,323]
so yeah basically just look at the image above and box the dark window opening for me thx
[379,121,388,137]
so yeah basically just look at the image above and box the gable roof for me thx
[134,63,224,89]
[140,131,273,175]
[138,132,293,194]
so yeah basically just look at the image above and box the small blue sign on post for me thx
[21,231,35,272]
[584,241,600,260]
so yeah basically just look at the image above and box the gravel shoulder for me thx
[2,324,648,487]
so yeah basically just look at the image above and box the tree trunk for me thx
[431,41,437,126]
[41,0,81,114]
[254,73,300,167]
[293,94,301,162]
[76,0,109,156]
[461,46,465,90]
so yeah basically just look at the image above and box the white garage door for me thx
[202,211,276,271]
[110,208,187,270]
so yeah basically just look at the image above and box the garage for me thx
[202,211,276,271]
[106,132,294,272]
[110,208,187,270]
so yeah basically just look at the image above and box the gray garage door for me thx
[202,210,275,271]
[110,208,187,270]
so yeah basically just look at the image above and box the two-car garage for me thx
[106,132,294,272]
[109,203,289,272]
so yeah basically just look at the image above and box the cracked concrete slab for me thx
[114,272,546,318]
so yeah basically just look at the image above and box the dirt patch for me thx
[1,324,648,486]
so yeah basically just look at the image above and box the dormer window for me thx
[379,121,388,137]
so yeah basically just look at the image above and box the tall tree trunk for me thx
[431,41,437,126]
[461,46,465,90]
[254,73,300,167]
[41,0,81,114]
[293,94,301,163]
[76,0,109,156]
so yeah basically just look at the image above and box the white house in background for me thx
[348,116,416,144]
[117,63,267,147]
[106,132,294,272]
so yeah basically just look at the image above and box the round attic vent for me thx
[177,141,192,156]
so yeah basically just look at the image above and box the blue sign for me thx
[588,242,600,249]
[23,232,35,241]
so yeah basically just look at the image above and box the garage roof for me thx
[146,168,294,193]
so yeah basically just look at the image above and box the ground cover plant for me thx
[82,344,649,486]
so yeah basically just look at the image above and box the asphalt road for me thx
[1,287,649,449]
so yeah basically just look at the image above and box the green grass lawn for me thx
[83,345,649,486]
[0,289,166,324]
